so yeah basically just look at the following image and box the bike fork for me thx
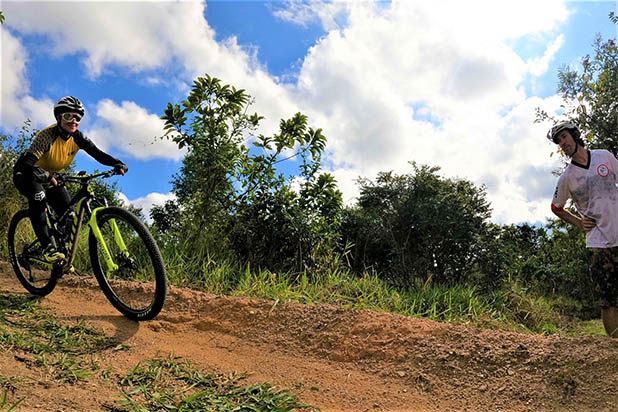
[90,208,128,272]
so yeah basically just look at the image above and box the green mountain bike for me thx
[7,170,167,321]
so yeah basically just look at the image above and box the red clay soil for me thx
[1,259,618,412]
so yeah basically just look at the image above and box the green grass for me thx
[162,247,510,323]
[0,294,117,357]
[0,292,315,411]
[115,356,316,412]
[160,246,606,337]
[0,292,116,388]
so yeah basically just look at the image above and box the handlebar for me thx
[54,169,119,185]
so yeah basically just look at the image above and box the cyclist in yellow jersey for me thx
[13,96,128,263]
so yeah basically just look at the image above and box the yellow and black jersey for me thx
[28,124,81,173]
[14,123,120,176]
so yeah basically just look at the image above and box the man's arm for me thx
[551,205,596,232]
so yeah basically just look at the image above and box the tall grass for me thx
[159,240,511,326]
[156,236,607,336]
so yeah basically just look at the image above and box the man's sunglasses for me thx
[61,112,82,122]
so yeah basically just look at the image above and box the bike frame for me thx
[34,171,130,275]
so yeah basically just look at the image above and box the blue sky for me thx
[1,0,617,224]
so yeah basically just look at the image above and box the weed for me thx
[160,249,606,336]
[0,292,116,386]
[0,390,24,412]
[115,356,317,411]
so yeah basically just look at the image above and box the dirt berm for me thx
[0,260,616,411]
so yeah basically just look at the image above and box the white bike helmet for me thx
[546,120,581,144]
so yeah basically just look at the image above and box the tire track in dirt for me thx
[1,260,618,412]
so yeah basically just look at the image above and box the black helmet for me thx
[54,96,85,118]
[546,120,581,143]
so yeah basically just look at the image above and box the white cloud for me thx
[88,99,184,161]
[287,0,569,223]
[0,28,27,126]
[2,0,576,225]
[3,1,206,77]
[527,34,565,76]
[2,0,298,137]
[0,27,52,129]
[117,191,176,224]
[272,0,348,31]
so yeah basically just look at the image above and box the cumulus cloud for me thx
[287,0,569,223]
[0,28,53,129]
[527,35,565,76]
[117,191,176,224]
[2,0,298,137]
[2,0,575,225]
[3,1,206,77]
[87,99,184,161]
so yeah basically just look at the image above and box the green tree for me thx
[229,114,341,271]
[150,199,182,234]
[537,28,618,155]
[162,74,259,237]
[476,223,551,289]
[0,122,35,255]
[162,74,342,272]
[541,218,594,312]
[341,163,491,286]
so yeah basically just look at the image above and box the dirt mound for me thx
[1,260,618,411]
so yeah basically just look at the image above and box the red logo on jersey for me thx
[598,164,610,177]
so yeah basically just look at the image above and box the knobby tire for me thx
[7,209,58,296]
[88,207,167,321]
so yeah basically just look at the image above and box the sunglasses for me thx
[61,112,82,122]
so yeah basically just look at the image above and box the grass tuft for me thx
[115,356,317,411]
[0,292,116,390]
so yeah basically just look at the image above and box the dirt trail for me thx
[1,260,618,412]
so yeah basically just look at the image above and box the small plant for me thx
[0,390,24,412]
[0,292,117,390]
[115,356,317,411]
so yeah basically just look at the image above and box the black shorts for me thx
[590,247,618,307]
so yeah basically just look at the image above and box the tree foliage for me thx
[537,31,618,155]
[0,122,35,252]
[160,74,342,272]
[341,163,492,286]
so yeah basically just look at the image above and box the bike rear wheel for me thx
[7,210,58,296]
[88,207,167,321]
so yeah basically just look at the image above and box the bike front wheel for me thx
[7,209,58,296]
[88,207,167,321]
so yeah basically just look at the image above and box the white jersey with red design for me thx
[552,149,618,248]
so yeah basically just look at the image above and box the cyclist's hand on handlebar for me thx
[114,162,128,176]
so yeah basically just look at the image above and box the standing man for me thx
[549,120,618,337]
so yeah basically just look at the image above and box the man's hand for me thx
[581,215,597,232]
